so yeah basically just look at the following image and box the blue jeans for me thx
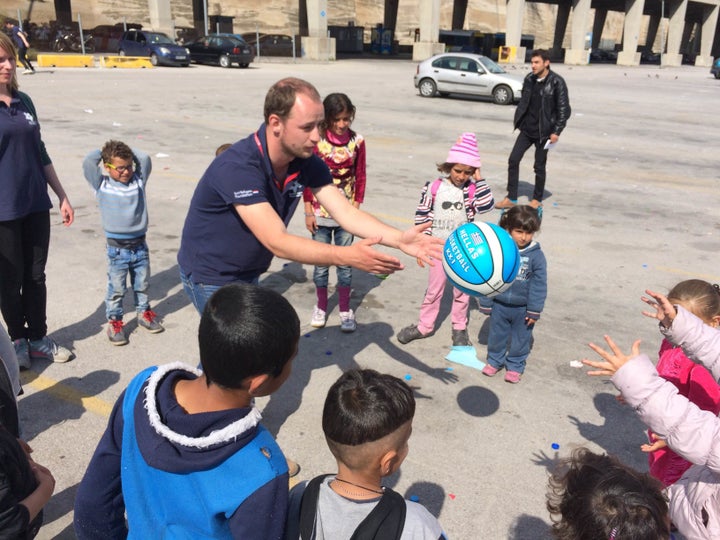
[486,302,534,373]
[180,268,258,314]
[312,225,353,288]
[106,242,150,320]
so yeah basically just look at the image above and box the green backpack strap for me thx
[299,475,406,540]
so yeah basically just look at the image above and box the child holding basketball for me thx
[303,93,366,333]
[480,205,547,383]
[641,279,720,487]
[396,133,494,347]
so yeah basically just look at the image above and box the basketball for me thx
[442,222,521,297]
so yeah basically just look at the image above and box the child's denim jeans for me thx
[105,242,150,320]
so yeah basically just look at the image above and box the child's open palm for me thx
[582,335,642,377]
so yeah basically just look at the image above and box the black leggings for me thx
[17,45,34,71]
[0,211,50,341]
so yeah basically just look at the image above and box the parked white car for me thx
[414,52,523,105]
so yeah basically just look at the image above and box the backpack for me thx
[299,474,407,540]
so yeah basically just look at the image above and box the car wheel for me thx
[219,54,231,68]
[418,78,437,97]
[492,84,512,105]
[150,53,159,66]
[118,49,126,56]
[715,72,720,80]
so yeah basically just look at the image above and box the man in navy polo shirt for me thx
[178,77,442,313]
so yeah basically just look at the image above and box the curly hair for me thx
[547,448,669,540]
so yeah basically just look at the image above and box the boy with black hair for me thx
[83,140,163,346]
[74,283,299,540]
[285,369,446,539]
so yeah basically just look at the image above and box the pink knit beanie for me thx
[446,132,481,168]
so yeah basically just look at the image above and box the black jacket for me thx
[513,69,570,139]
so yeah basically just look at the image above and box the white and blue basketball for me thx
[442,222,520,297]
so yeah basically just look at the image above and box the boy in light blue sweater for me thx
[83,140,163,345]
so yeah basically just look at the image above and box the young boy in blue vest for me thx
[74,283,299,539]
[83,140,163,345]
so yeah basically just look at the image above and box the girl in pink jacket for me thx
[584,289,720,540]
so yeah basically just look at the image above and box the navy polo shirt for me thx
[0,92,52,222]
[178,125,332,285]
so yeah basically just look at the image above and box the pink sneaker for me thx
[504,371,522,384]
[482,364,499,377]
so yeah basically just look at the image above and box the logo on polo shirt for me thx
[285,180,304,198]
[23,112,36,126]
[234,189,260,199]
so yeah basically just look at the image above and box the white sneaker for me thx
[339,310,357,333]
[311,306,326,328]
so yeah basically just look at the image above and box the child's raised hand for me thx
[582,335,642,377]
[640,433,667,453]
[641,289,677,328]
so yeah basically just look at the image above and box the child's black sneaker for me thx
[451,329,471,346]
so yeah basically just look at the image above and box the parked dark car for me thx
[711,57,720,79]
[186,35,254,68]
[589,49,617,63]
[245,33,298,57]
[117,29,190,66]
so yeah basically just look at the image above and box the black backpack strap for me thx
[299,474,334,540]
[350,487,407,540]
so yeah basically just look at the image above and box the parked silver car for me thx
[414,53,523,105]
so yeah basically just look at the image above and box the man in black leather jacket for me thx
[495,49,570,211]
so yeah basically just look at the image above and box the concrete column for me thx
[553,1,571,50]
[302,0,336,60]
[591,8,608,49]
[645,14,661,50]
[662,0,688,65]
[565,0,592,64]
[452,0,469,29]
[412,0,444,61]
[384,0,399,32]
[504,0,527,62]
[617,0,644,65]
[148,0,173,34]
[696,4,718,66]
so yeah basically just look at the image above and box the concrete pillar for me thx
[565,0,592,64]
[452,0,469,29]
[663,0,688,65]
[384,0,399,32]
[617,0,644,65]
[591,9,608,49]
[303,0,336,60]
[504,0,527,62]
[553,1,571,50]
[696,4,718,66]
[148,0,173,35]
[412,0,444,61]
[645,14,661,50]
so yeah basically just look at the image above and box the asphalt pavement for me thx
[14,58,720,539]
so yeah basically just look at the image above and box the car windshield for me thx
[477,57,506,74]
[147,33,174,45]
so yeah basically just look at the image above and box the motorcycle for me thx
[52,31,95,53]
